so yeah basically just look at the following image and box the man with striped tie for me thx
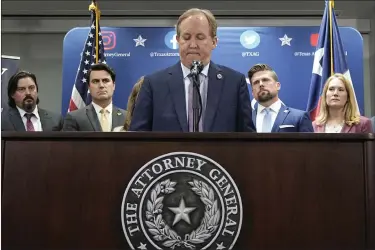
[1,71,63,131]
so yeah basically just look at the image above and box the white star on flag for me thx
[133,35,147,47]
[279,34,292,46]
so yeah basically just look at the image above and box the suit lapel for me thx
[204,62,224,131]
[316,124,325,132]
[167,62,188,132]
[86,104,102,131]
[111,106,123,129]
[341,123,352,133]
[39,108,52,131]
[252,103,258,129]
[9,108,26,131]
[271,105,289,132]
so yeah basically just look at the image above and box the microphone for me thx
[190,60,204,76]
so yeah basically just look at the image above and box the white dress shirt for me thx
[91,102,113,130]
[17,105,43,131]
[181,62,209,121]
[256,99,282,132]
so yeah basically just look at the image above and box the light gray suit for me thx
[1,106,63,131]
[62,103,126,131]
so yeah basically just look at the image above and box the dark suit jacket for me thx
[313,116,373,133]
[1,106,63,131]
[252,104,313,132]
[129,61,253,132]
[62,103,127,131]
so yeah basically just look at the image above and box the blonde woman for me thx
[313,73,373,133]
[113,76,145,132]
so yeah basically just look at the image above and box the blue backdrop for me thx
[62,27,363,114]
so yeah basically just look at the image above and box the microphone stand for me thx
[192,73,202,132]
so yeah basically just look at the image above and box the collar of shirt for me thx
[257,99,282,115]
[91,102,113,115]
[17,105,40,120]
[181,62,209,79]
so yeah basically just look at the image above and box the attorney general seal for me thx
[121,152,242,250]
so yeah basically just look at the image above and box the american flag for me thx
[306,0,359,120]
[68,1,106,112]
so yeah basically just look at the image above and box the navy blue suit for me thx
[130,61,254,132]
[252,104,313,132]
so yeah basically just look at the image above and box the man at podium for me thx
[129,8,254,132]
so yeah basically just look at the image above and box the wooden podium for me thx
[2,132,374,250]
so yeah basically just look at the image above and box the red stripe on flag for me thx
[309,96,321,121]
[68,99,78,112]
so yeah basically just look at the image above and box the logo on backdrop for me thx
[310,33,319,47]
[101,30,131,58]
[294,33,347,58]
[121,152,243,250]
[164,31,179,50]
[240,30,260,50]
[102,31,116,50]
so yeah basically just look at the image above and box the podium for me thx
[2,132,374,250]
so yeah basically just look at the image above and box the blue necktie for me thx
[262,108,272,132]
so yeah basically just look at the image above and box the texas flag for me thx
[306,0,360,120]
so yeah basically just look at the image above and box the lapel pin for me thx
[284,110,289,113]
[117,111,122,116]
[217,73,222,79]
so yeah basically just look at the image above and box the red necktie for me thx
[24,113,35,131]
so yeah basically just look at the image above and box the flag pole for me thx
[328,0,334,75]
[89,0,100,64]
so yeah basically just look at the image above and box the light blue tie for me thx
[262,108,272,132]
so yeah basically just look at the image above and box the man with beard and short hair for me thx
[62,63,126,131]
[248,64,313,132]
[129,8,254,132]
[1,71,63,131]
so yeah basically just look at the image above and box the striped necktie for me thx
[24,113,35,131]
